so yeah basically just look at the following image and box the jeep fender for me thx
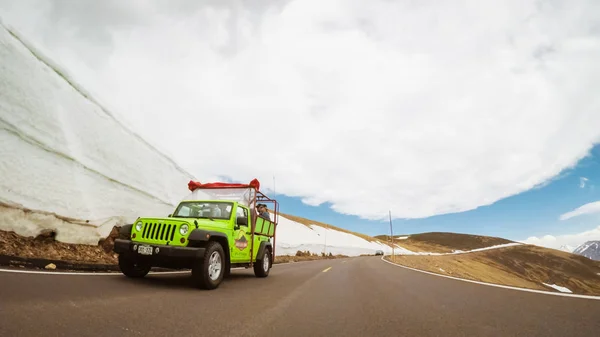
[256,241,272,264]
[119,224,133,239]
[188,229,228,244]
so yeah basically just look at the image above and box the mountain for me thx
[559,244,575,253]
[572,241,600,261]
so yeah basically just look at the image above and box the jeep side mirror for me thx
[236,216,248,227]
[168,214,172,217]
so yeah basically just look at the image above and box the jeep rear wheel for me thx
[254,248,271,278]
[118,254,151,278]
[191,241,225,290]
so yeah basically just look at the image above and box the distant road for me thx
[1,257,599,336]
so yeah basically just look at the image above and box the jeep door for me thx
[231,205,252,263]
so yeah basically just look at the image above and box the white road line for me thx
[380,255,600,301]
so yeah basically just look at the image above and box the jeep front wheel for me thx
[254,248,271,278]
[118,254,151,278]
[192,241,225,290]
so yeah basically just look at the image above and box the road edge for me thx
[380,255,600,301]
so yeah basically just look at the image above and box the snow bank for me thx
[0,23,195,243]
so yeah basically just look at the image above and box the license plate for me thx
[137,245,153,255]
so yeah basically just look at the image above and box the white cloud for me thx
[1,0,600,221]
[559,200,600,220]
[522,225,600,250]
[580,177,589,188]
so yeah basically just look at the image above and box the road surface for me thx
[1,256,599,336]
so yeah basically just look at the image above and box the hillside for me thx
[385,233,600,296]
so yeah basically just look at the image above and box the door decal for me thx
[235,229,248,250]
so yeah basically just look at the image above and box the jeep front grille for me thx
[142,222,177,241]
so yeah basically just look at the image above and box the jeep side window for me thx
[236,206,249,227]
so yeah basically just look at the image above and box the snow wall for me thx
[0,23,196,244]
[0,22,394,256]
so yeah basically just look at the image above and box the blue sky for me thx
[275,144,600,242]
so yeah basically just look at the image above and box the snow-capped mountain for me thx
[559,245,575,253]
[572,241,600,261]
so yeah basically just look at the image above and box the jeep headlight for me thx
[179,224,189,235]
[135,221,143,231]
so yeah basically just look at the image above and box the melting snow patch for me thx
[542,283,573,293]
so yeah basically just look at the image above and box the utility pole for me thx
[389,210,394,260]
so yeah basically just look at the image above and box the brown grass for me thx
[387,244,600,295]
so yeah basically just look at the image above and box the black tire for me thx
[118,254,151,278]
[191,241,225,290]
[253,248,271,278]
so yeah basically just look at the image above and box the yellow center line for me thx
[322,267,332,273]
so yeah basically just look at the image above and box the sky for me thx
[1,0,600,250]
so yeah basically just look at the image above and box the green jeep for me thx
[113,179,278,290]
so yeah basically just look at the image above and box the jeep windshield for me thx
[172,201,234,220]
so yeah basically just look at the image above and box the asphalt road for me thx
[1,256,599,337]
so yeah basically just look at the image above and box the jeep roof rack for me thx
[187,179,279,258]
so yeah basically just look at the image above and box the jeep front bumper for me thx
[113,239,206,259]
